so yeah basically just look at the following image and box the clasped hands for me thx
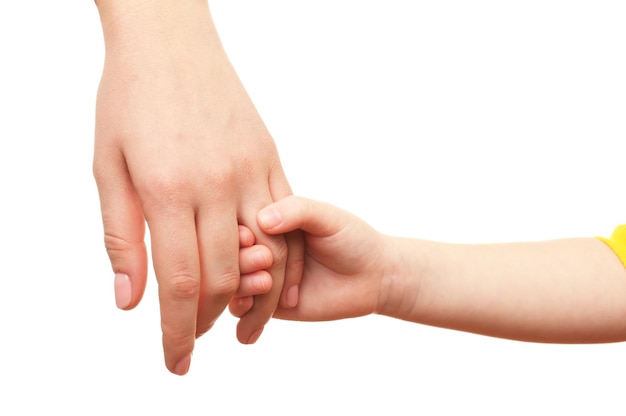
[93,1,387,376]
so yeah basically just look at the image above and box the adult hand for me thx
[93,0,302,375]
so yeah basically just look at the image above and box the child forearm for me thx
[381,237,626,343]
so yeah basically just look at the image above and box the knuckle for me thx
[103,232,141,262]
[164,274,200,302]
[271,239,289,267]
[210,163,238,185]
[207,269,240,299]
[235,155,256,177]
[103,232,130,254]
[138,172,190,209]
[135,162,242,213]
[198,163,239,196]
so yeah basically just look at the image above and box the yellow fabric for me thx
[597,225,626,268]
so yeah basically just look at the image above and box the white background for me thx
[1,0,625,414]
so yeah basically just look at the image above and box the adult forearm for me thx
[94,0,240,113]
[383,237,626,343]
[95,0,216,55]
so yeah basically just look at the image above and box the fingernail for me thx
[250,250,270,269]
[258,208,282,229]
[247,327,264,344]
[286,285,299,308]
[114,273,131,309]
[174,354,191,376]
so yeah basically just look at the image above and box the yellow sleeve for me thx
[597,225,626,268]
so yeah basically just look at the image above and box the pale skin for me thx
[233,196,626,344]
[93,0,302,376]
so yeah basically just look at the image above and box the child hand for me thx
[231,196,393,322]
[234,226,274,311]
